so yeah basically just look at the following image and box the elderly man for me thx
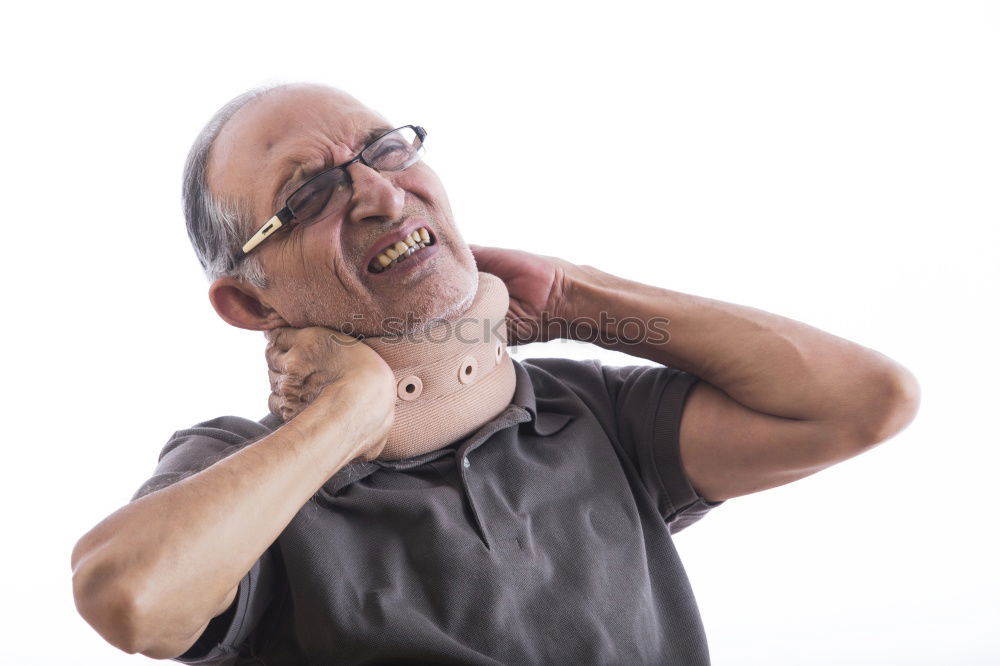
[71,83,920,665]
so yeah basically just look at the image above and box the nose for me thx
[344,161,405,225]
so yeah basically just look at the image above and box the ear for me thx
[208,276,289,331]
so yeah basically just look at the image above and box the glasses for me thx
[238,124,427,259]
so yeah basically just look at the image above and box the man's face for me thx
[207,84,479,335]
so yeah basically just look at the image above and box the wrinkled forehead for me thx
[207,86,389,213]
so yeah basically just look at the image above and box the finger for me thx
[507,316,537,346]
[268,391,283,420]
[268,367,282,393]
[265,343,286,371]
[264,326,294,351]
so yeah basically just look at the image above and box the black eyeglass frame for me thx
[237,124,427,259]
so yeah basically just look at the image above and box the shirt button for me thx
[463,457,471,469]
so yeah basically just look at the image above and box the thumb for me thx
[468,243,492,268]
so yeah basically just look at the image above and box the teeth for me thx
[368,227,435,273]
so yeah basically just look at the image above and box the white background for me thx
[2,1,997,664]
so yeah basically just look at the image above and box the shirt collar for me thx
[510,357,574,437]
[509,357,536,417]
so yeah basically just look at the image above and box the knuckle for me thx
[266,326,294,349]
[282,358,307,381]
[283,368,307,386]
[301,327,328,344]
[277,377,303,396]
[265,344,283,366]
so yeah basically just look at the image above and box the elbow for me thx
[71,545,207,659]
[853,363,922,448]
[72,559,147,655]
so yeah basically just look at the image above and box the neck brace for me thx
[361,271,517,460]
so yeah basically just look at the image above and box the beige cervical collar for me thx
[361,272,517,460]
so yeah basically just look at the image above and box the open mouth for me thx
[367,226,436,273]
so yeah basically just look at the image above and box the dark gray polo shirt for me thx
[131,357,724,665]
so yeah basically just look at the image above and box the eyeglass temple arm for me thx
[241,207,295,256]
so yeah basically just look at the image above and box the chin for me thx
[392,260,479,333]
[379,262,479,335]
[432,276,479,321]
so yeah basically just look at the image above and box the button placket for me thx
[458,458,492,550]
[454,405,532,550]
[465,427,537,562]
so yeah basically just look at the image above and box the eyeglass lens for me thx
[286,126,424,224]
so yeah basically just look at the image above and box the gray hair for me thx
[182,85,287,289]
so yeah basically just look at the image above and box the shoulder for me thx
[157,413,277,460]
[518,356,688,403]
[131,412,279,502]
[518,356,604,392]
[514,356,644,427]
[171,412,279,442]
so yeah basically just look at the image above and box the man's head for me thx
[183,83,479,336]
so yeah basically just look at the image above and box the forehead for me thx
[207,86,388,208]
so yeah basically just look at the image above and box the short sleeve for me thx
[600,362,724,533]
[130,415,280,664]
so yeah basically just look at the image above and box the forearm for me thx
[71,385,373,654]
[565,265,918,440]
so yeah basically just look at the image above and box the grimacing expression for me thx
[206,84,479,336]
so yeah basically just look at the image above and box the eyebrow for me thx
[271,125,396,209]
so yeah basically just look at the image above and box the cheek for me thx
[299,225,360,283]
[399,165,449,208]
[270,229,324,277]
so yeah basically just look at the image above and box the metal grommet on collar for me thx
[458,355,478,384]
[397,375,423,401]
